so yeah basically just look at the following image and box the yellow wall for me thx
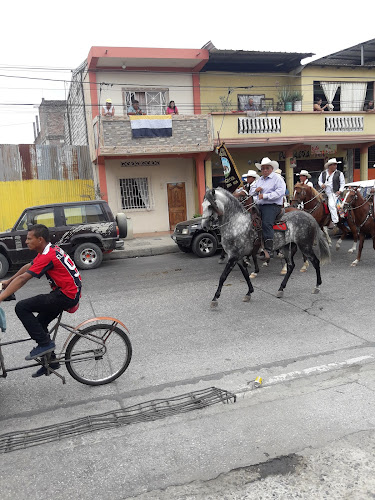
[0,179,95,232]
[199,72,299,112]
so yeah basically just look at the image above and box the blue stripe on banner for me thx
[132,128,173,138]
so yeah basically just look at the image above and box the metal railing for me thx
[238,116,281,134]
[325,116,364,132]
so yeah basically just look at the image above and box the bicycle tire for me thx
[65,323,132,386]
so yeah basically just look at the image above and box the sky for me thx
[1,0,374,144]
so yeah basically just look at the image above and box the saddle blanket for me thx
[273,222,287,231]
[323,202,329,215]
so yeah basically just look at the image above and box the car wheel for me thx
[0,254,9,279]
[192,233,218,258]
[177,244,192,253]
[74,243,103,270]
[116,213,128,238]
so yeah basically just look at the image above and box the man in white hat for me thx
[249,157,286,258]
[235,169,260,196]
[318,158,345,225]
[102,98,115,117]
[297,170,313,188]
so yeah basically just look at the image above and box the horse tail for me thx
[316,224,331,265]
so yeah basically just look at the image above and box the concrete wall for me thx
[35,100,66,145]
[104,157,195,233]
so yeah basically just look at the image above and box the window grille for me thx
[124,90,168,115]
[119,178,154,210]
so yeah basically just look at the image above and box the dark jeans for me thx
[259,204,282,242]
[15,290,79,346]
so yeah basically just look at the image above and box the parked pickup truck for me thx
[0,200,127,278]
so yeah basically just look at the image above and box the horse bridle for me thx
[343,188,373,228]
[291,188,324,214]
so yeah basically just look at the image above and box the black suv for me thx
[0,200,127,278]
[171,217,221,257]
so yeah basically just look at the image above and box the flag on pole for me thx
[129,115,172,138]
[216,143,242,193]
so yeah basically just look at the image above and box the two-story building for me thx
[65,46,213,233]
[201,40,375,193]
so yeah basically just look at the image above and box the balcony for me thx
[212,111,375,145]
[93,115,214,157]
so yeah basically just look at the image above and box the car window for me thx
[64,204,107,225]
[15,213,28,231]
[31,210,56,228]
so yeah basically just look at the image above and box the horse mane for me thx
[295,183,323,201]
[214,188,248,214]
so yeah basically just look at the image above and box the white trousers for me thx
[327,193,338,223]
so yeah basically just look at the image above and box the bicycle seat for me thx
[65,303,79,314]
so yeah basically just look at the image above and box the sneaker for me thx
[32,361,60,378]
[25,341,56,361]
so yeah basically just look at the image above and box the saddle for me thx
[273,208,287,231]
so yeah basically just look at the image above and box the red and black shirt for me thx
[27,244,82,300]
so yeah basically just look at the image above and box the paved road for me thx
[1,237,375,499]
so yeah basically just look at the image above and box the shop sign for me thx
[310,144,337,157]
[279,150,311,160]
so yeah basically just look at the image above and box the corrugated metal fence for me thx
[0,145,95,231]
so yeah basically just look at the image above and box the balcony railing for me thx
[93,115,213,157]
[238,116,281,134]
[325,115,364,132]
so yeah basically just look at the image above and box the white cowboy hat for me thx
[324,158,342,168]
[243,169,259,179]
[274,168,282,175]
[297,169,311,178]
[255,157,279,171]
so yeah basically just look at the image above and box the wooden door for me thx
[167,183,187,230]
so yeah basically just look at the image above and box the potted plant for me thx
[292,90,303,111]
[278,87,293,111]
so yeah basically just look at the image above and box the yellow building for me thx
[199,40,375,196]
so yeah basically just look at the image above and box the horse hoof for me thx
[348,249,354,254]
[350,261,358,267]
[210,301,218,308]
[300,268,307,273]
[276,290,284,298]
[243,295,251,302]
[250,272,257,279]
[312,287,320,294]
[280,269,287,275]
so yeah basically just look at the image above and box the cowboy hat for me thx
[274,168,282,175]
[324,158,342,168]
[255,157,279,171]
[297,169,311,178]
[243,169,259,179]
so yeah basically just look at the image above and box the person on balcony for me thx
[313,98,328,112]
[128,100,145,115]
[102,98,115,117]
[297,170,314,187]
[364,100,374,112]
[244,98,258,111]
[318,158,345,227]
[166,101,179,115]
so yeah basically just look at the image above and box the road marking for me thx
[237,355,374,395]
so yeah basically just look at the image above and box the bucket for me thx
[284,102,293,111]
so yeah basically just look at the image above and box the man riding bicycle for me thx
[0,224,81,377]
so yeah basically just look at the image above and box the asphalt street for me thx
[1,236,375,499]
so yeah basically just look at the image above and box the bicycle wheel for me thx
[65,324,132,386]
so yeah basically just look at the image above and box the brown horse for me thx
[291,183,358,254]
[342,187,375,266]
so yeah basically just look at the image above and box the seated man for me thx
[127,100,145,115]
[250,157,286,259]
[244,98,258,111]
[0,224,81,377]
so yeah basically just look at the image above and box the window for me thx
[238,94,265,111]
[64,204,107,225]
[124,89,168,115]
[15,213,28,231]
[119,178,154,210]
[30,210,56,228]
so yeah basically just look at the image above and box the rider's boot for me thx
[264,239,274,259]
[31,351,60,378]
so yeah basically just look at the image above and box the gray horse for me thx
[202,188,331,307]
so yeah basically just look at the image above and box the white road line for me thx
[236,355,374,394]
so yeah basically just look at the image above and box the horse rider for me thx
[318,158,345,227]
[234,169,260,199]
[249,157,286,259]
[297,170,313,188]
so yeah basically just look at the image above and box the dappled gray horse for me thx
[202,188,331,307]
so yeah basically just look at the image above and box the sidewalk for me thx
[106,231,179,260]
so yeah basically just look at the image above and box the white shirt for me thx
[303,179,314,188]
[318,170,345,195]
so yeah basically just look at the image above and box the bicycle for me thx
[0,309,132,386]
